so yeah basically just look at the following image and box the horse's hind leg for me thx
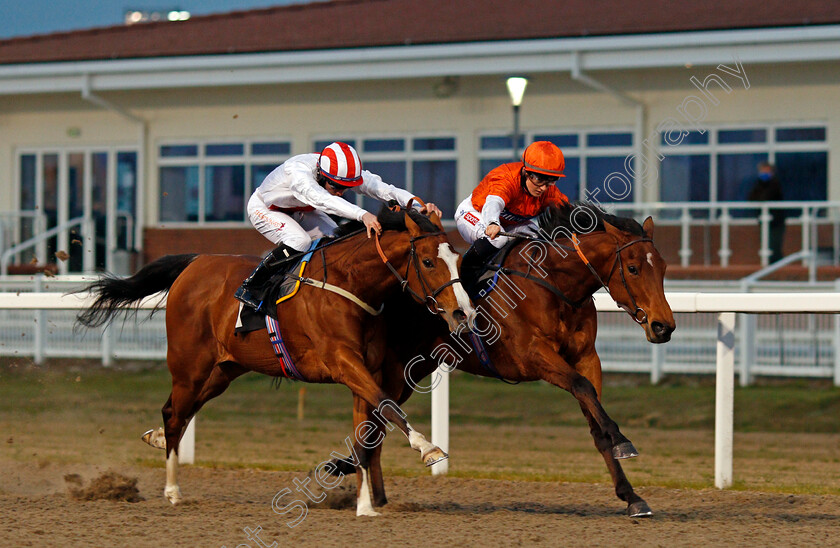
[160,361,245,504]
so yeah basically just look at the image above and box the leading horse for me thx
[344,201,676,517]
[76,207,475,515]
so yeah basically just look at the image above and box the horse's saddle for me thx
[235,240,321,334]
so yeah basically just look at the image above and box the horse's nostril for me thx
[453,309,467,323]
[652,322,667,335]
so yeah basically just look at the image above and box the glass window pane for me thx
[251,164,276,193]
[559,157,580,202]
[160,166,199,222]
[586,157,633,203]
[19,155,37,250]
[660,130,709,146]
[533,134,579,148]
[20,155,36,210]
[251,142,291,155]
[775,151,827,201]
[205,165,246,222]
[363,139,405,152]
[362,161,406,213]
[116,152,137,217]
[160,144,198,157]
[480,136,513,150]
[412,160,456,217]
[205,143,244,156]
[314,140,355,151]
[660,155,711,218]
[718,129,766,144]
[586,133,632,147]
[479,159,509,179]
[413,137,455,151]
[116,152,137,251]
[775,127,826,143]
[716,153,768,202]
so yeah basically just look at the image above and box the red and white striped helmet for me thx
[318,141,364,187]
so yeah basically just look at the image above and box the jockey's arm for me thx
[285,160,367,221]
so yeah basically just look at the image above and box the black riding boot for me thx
[234,245,300,311]
[460,237,499,299]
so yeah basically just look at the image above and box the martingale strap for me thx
[265,315,305,380]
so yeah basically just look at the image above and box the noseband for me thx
[573,235,653,325]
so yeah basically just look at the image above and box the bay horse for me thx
[76,207,475,515]
[341,202,675,517]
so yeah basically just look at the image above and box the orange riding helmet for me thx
[522,141,566,178]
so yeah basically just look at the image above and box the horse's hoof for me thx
[612,441,639,459]
[164,485,182,505]
[356,507,382,517]
[422,448,449,467]
[627,500,653,518]
[142,428,166,450]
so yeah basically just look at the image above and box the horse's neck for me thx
[506,233,613,302]
[312,232,407,305]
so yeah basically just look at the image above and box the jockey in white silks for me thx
[235,141,440,311]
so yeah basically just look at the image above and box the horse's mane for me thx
[333,205,439,239]
[538,201,645,237]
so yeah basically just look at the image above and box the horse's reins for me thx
[374,199,463,315]
[497,231,653,325]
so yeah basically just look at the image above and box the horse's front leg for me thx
[337,348,447,482]
[573,349,652,517]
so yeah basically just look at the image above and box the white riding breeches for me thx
[454,196,538,249]
[248,193,339,251]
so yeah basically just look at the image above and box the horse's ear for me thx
[404,211,423,237]
[603,220,623,239]
[642,216,654,239]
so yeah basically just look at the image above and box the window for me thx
[658,124,828,207]
[313,135,458,219]
[157,139,291,224]
[478,129,635,203]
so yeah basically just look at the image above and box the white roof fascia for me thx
[1,25,839,94]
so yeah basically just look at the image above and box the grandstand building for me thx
[0,0,838,278]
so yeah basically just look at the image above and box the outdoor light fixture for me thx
[506,77,529,159]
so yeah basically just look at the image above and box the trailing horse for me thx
[343,202,676,517]
[76,207,474,515]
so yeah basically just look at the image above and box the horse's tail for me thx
[75,254,198,328]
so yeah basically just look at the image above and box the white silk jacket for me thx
[255,153,415,220]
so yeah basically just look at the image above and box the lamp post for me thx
[506,76,529,160]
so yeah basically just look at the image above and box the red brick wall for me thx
[143,227,276,264]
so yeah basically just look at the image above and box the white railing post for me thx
[718,207,732,267]
[650,344,664,384]
[739,314,756,387]
[102,323,113,367]
[715,312,736,489]
[758,206,771,267]
[834,280,840,387]
[431,366,450,476]
[33,274,45,365]
[679,207,692,267]
[800,206,811,267]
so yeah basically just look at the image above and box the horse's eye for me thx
[628,265,639,275]
[422,259,434,268]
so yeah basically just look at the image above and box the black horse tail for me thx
[75,254,198,328]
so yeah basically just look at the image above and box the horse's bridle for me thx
[375,230,461,315]
[572,234,653,325]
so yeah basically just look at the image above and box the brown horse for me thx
[76,207,475,515]
[342,202,675,517]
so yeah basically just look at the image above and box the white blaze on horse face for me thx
[437,243,475,317]
[646,252,654,268]
[356,467,380,517]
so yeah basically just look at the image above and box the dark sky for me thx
[0,0,314,39]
